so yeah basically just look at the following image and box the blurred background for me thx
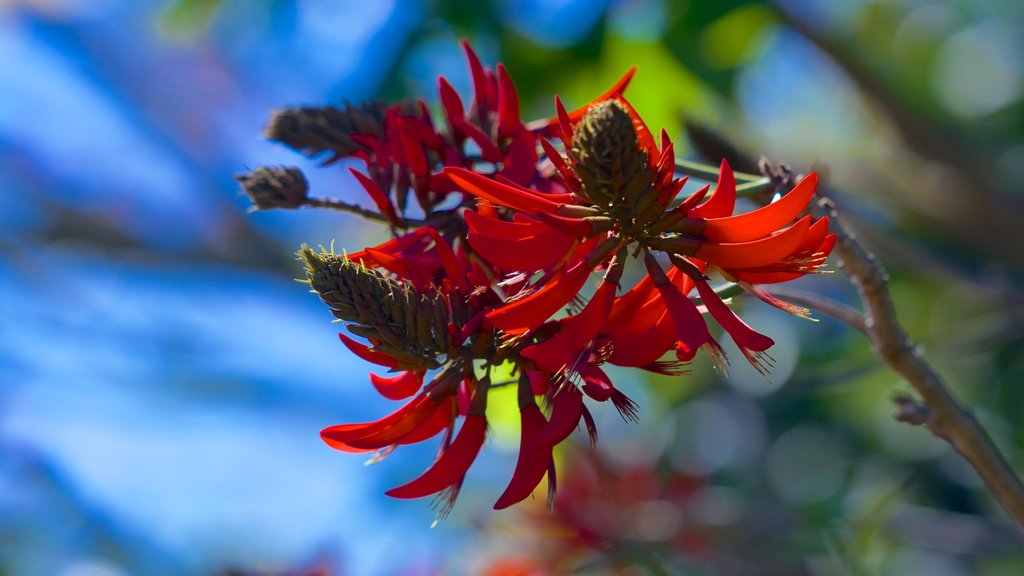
[2,0,1023,574]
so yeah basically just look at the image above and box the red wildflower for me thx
[258,40,836,519]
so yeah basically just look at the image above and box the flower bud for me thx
[299,246,450,370]
[569,100,654,210]
[236,166,309,210]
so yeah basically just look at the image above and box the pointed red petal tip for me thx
[496,63,522,139]
[349,168,397,223]
[461,40,490,114]
[690,276,774,353]
[370,370,424,401]
[438,76,465,121]
[385,414,488,499]
[702,171,818,243]
[446,167,559,214]
[494,404,552,509]
[555,96,574,147]
[690,159,736,220]
[697,214,812,269]
[320,392,435,452]
[338,333,400,369]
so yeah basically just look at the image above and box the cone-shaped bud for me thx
[236,166,309,210]
[300,246,449,370]
[568,100,655,210]
[265,101,413,162]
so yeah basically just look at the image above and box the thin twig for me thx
[820,196,1024,533]
[302,197,425,227]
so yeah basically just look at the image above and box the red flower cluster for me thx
[250,42,834,517]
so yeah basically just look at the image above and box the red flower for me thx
[268,40,836,519]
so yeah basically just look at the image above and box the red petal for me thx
[451,116,504,162]
[527,370,549,396]
[467,215,574,272]
[531,386,583,450]
[447,167,559,213]
[465,209,549,239]
[539,137,581,193]
[438,76,465,122]
[521,278,615,371]
[702,172,818,243]
[386,414,487,499]
[675,183,711,215]
[486,263,592,334]
[555,96,574,147]
[607,316,676,367]
[321,393,432,451]
[657,280,709,357]
[496,64,522,140]
[689,160,736,219]
[349,169,397,224]
[399,396,455,445]
[370,370,424,401]
[580,365,614,402]
[425,227,466,288]
[494,404,552,509]
[690,276,773,352]
[552,67,637,130]
[697,215,812,269]
[338,333,400,369]
[462,40,490,116]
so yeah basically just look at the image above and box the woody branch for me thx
[818,196,1024,533]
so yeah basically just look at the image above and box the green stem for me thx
[736,177,775,198]
[674,159,761,182]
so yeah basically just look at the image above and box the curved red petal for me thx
[520,278,616,371]
[438,76,465,122]
[338,333,400,369]
[465,209,549,240]
[468,223,574,272]
[398,396,455,445]
[349,169,397,224]
[496,64,522,140]
[486,263,592,335]
[702,172,818,243]
[691,277,774,352]
[321,393,430,450]
[447,167,559,213]
[531,386,583,450]
[564,67,637,124]
[697,215,812,269]
[462,40,490,116]
[689,160,736,219]
[385,414,487,499]
[369,370,424,401]
[657,281,709,357]
[345,398,445,449]
[494,404,552,509]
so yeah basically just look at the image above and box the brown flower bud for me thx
[264,101,413,163]
[299,246,450,370]
[569,100,655,211]
[236,166,309,210]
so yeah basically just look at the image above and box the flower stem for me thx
[674,159,760,182]
[303,197,425,227]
